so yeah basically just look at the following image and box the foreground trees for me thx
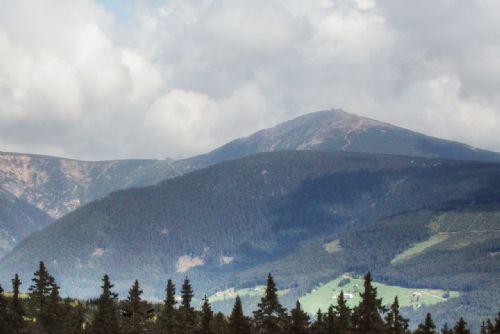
[0,264,498,334]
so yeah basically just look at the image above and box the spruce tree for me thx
[384,297,409,334]
[351,272,385,334]
[290,300,310,334]
[492,314,500,334]
[63,299,85,334]
[178,277,195,334]
[123,280,149,334]
[325,305,337,334]
[28,261,55,320]
[10,274,25,334]
[415,313,437,334]
[0,284,14,333]
[335,291,352,334]
[453,318,470,334]
[312,309,326,334]
[213,312,229,334]
[42,283,64,334]
[92,274,120,334]
[253,273,288,334]
[228,296,250,334]
[441,323,453,334]
[198,295,214,334]
[158,279,177,334]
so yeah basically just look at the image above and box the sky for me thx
[0,0,499,160]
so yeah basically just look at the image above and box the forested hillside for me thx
[1,151,499,326]
[0,188,53,257]
[0,263,498,334]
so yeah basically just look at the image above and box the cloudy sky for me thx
[1,0,499,160]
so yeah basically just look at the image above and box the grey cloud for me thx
[0,0,499,160]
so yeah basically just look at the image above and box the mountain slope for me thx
[0,151,181,218]
[178,109,500,170]
[2,109,500,220]
[0,188,53,257]
[1,151,499,322]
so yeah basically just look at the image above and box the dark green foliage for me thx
[212,312,228,334]
[122,280,151,334]
[28,261,55,319]
[92,275,120,334]
[253,274,288,334]
[415,313,437,334]
[352,272,386,334]
[157,279,177,334]
[453,318,471,334]
[311,309,326,334]
[63,299,85,334]
[290,300,310,334]
[385,297,409,334]
[42,283,65,334]
[198,296,214,334]
[228,296,250,334]
[10,274,25,334]
[325,305,336,334]
[442,324,453,334]
[0,284,14,333]
[178,277,195,334]
[335,291,352,334]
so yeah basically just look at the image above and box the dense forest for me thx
[0,261,498,334]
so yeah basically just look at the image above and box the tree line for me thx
[0,261,498,334]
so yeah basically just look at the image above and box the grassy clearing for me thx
[208,285,290,303]
[391,234,449,264]
[299,276,458,314]
[324,239,342,254]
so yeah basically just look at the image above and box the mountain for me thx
[2,109,500,220]
[0,187,53,257]
[1,151,498,327]
[179,109,500,170]
[0,151,181,218]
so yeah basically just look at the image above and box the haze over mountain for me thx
[0,151,181,218]
[0,187,53,257]
[2,109,500,220]
[1,151,499,327]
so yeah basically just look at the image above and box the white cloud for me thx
[0,0,499,159]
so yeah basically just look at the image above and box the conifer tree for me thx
[63,299,85,334]
[123,280,150,334]
[453,318,471,334]
[10,274,25,334]
[42,283,64,334]
[335,291,352,334]
[0,284,14,333]
[351,272,385,334]
[385,297,409,334]
[415,313,437,334]
[325,305,337,334]
[28,261,55,320]
[92,274,120,334]
[178,277,195,334]
[492,314,500,334]
[158,279,177,334]
[441,323,453,334]
[480,322,489,334]
[198,295,214,334]
[290,300,310,334]
[253,273,288,334]
[312,309,326,334]
[228,296,250,334]
[213,312,229,334]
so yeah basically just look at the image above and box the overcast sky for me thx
[1,0,499,160]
